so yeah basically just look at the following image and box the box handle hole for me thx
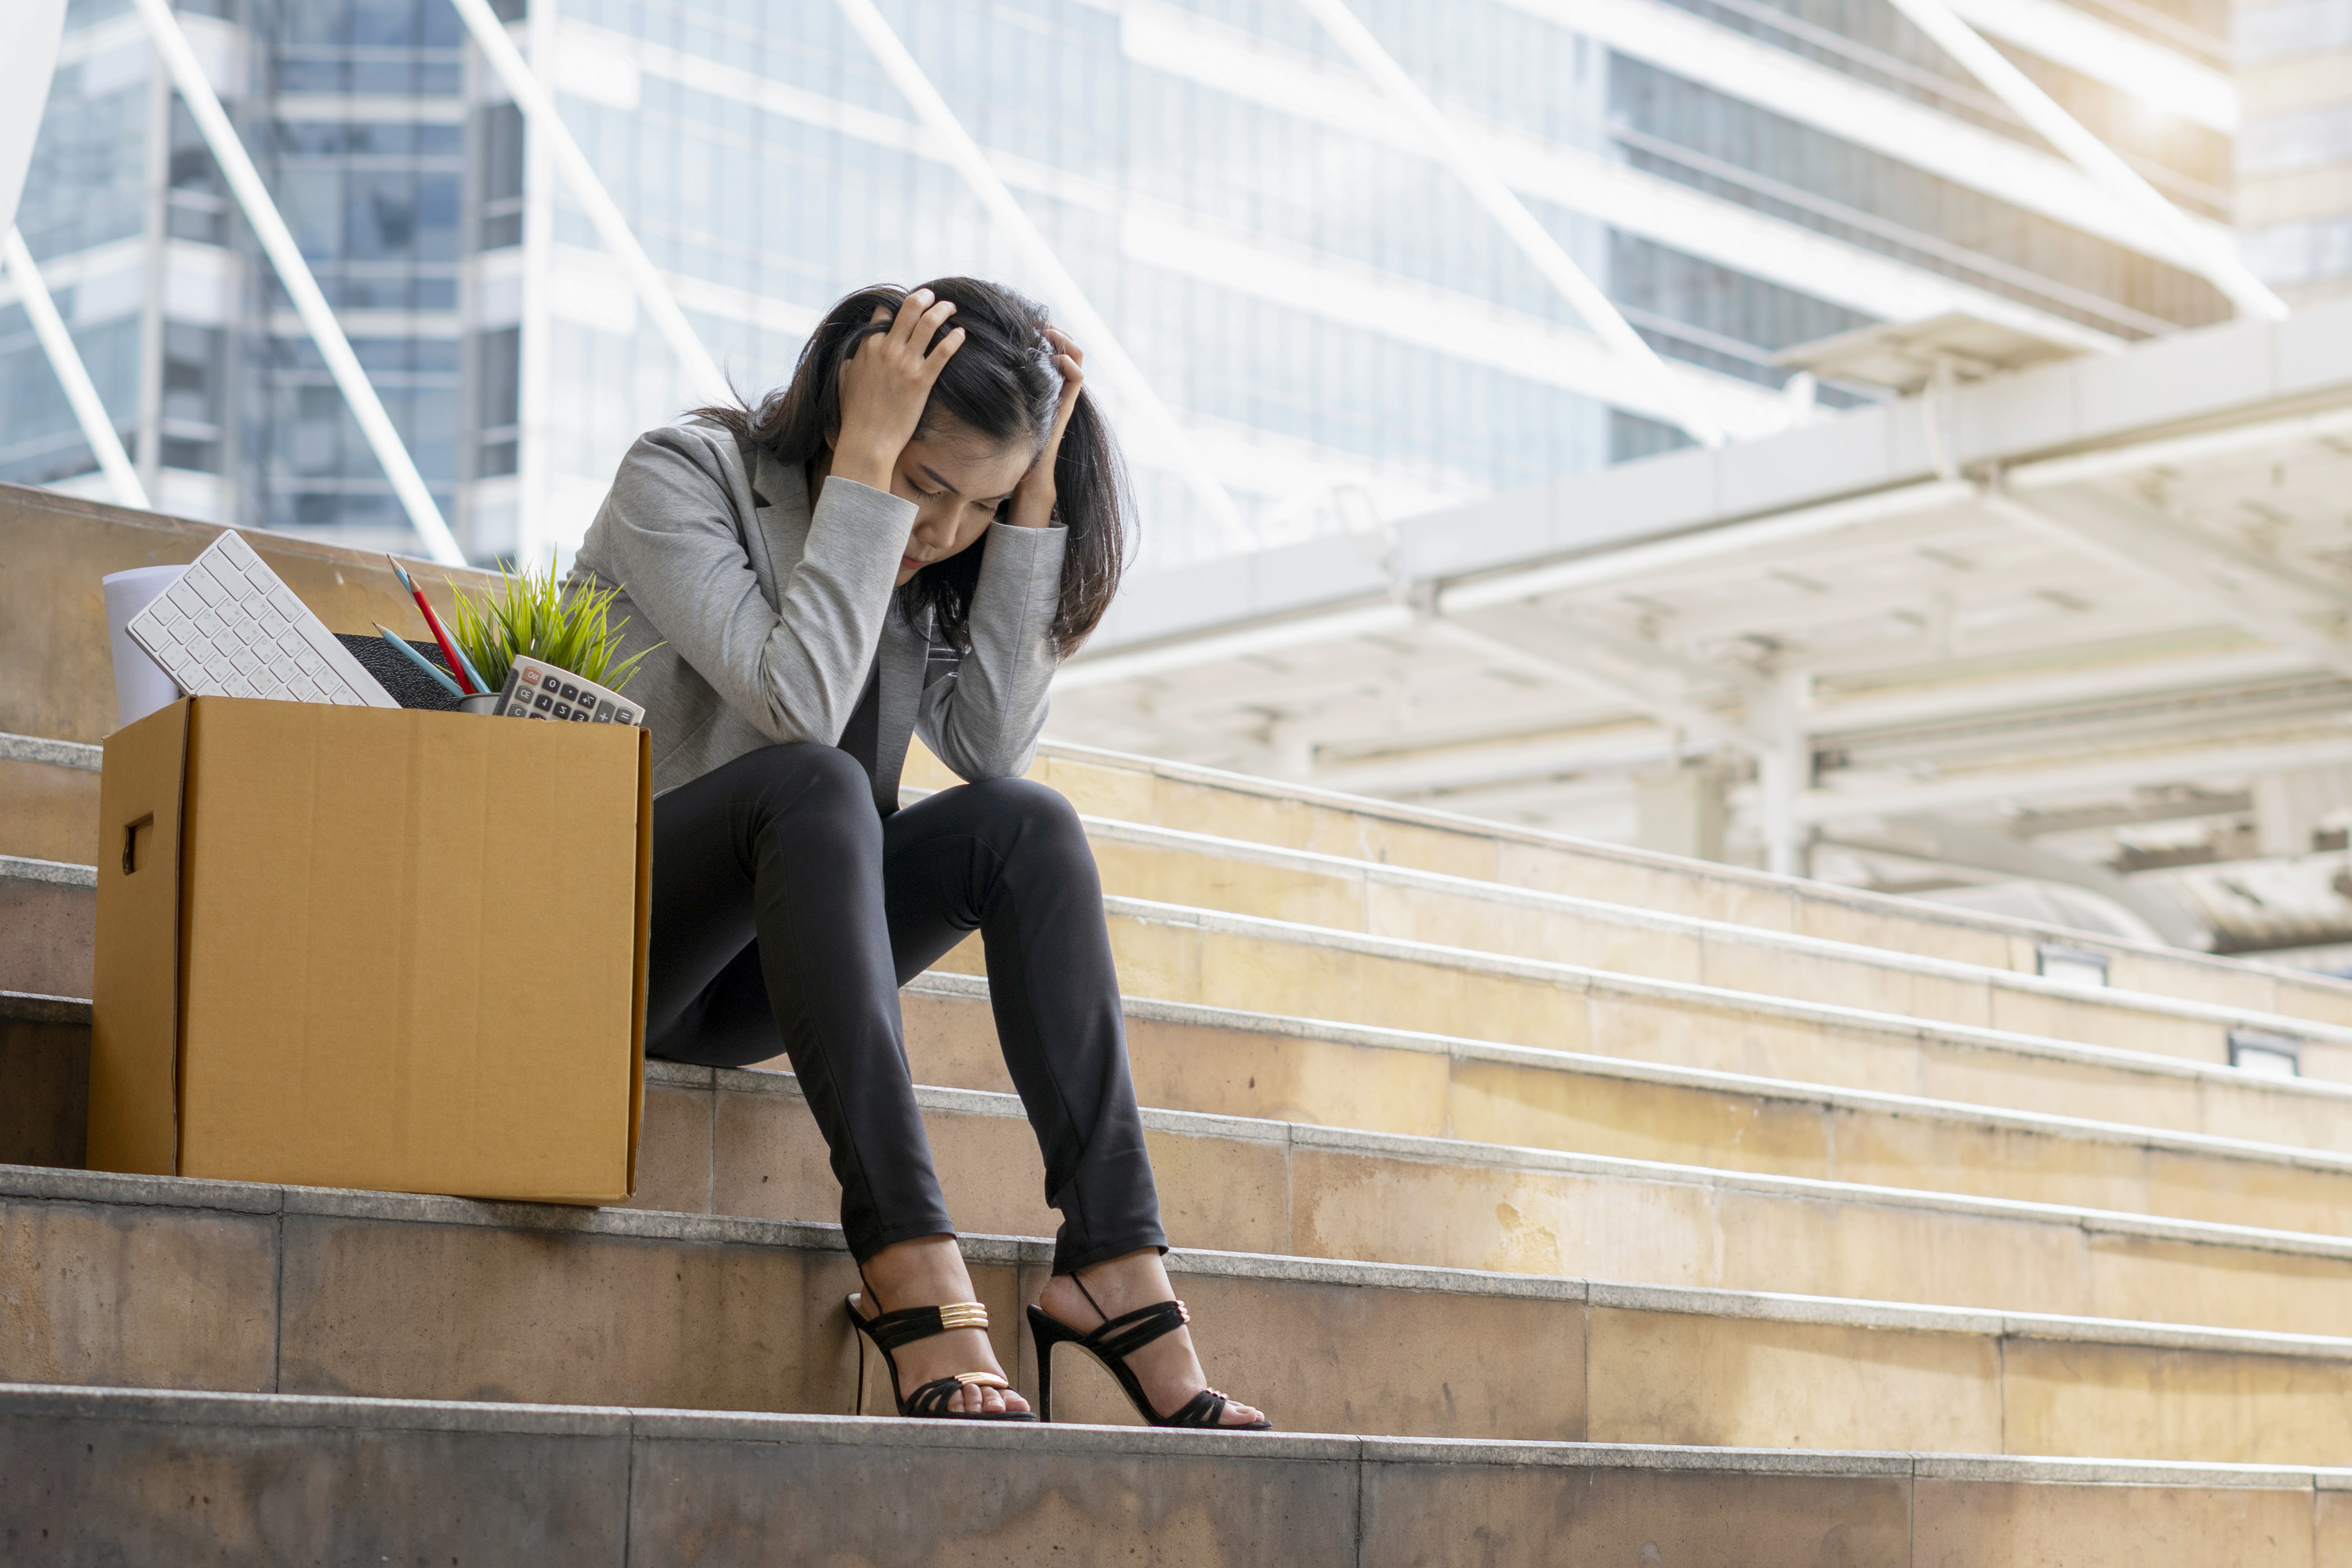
[122,814,154,876]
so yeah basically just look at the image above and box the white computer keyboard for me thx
[126,530,396,708]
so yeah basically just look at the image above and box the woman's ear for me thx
[822,426,838,452]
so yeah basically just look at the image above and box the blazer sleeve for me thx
[583,426,913,746]
[916,520,1067,782]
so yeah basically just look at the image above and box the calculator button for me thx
[593,700,614,721]
[571,708,590,722]
[534,692,554,711]
[615,708,634,725]
[507,705,530,717]
[521,667,539,684]
[559,682,579,701]
[554,702,572,719]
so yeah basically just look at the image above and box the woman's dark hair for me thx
[692,278,1130,655]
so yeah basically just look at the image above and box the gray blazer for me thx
[572,421,1068,810]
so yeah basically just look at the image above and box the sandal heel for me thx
[1025,1304,1076,1422]
[1023,1294,1270,1431]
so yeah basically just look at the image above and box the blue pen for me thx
[372,622,466,700]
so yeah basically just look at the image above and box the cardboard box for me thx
[89,696,650,1203]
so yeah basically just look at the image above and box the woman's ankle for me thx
[1041,1247,1173,1323]
[860,1232,972,1310]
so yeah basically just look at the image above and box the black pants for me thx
[643,742,1163,1275]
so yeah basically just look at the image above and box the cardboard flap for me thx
[89,699,192,1174]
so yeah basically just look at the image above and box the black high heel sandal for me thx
[845,1292,1036,1421]
[1025,1276,1272,1430]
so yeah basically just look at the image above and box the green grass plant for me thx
[447,554,659,695]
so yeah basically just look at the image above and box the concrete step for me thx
[624,1056,2352,1338]
[12,1385,2339,1568]
[22,973,2352,1253]
[924,895,2352,1102]
[911,739,2352,1033]
[0,735,98,868]
[1074,814,2352,1080]
[900,976,2352,1163]
[14,1163,2352,1466]
[0,858,94,998]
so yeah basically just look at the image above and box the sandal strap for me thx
[904,1370,1011,1417]
[1084,1298,1190,1362]
[865,1300,989,1354]
[1163,1386,1231,1428]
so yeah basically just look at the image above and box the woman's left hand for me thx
[1004,328,1083,529]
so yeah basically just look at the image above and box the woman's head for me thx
[697,278,1130,655]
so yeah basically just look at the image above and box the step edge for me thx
[0,989,93,1025]
[0,731,101,771]
[907,971,2352,1107]
[664,1058,2352,1250]
[1026,742,2352,998]
[0,855,98,889]
[673,1053,2352,1213]
[1098,895,2352,1056]
[14,1163,2352,1363]
[1076,815,2307,1021]
[4,1381,2342,1486]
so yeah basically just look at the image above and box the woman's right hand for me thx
[829,288,964,493]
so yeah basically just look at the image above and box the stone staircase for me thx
[7,485,2352,1560]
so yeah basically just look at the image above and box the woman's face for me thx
[883,421,1036,586]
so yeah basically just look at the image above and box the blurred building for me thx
[2234,0,2352,306]
[6,0,2250,568]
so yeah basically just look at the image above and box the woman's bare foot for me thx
[1034,1249,1267,1427]
[855,1235,1029,1417]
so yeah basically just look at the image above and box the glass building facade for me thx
[9,0,2243,570]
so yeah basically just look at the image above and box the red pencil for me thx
[386,554,477,694]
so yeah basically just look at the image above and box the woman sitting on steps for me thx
[574,278,1268,1429]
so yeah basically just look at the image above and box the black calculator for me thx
[494,655,641,726]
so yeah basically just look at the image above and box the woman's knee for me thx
[737,742,873,812]
[963,777,1089,852]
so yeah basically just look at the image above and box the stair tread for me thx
[11,1159,2352,1362]
[1000,742,2352,1000]
[5,1380,2341,1485]
[1076,815,2348,1032]
[18,1152,2352,1363]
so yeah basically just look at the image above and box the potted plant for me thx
[446,555,658,710]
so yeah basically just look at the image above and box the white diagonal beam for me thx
[5,227,149,509]
[833,0,1252,551]
[1978,488,2352,677]
[445,0,728,405]
[133,0,464,563]
[1294,0,1726,448]
[1945,0,2234,133]
[1878,0,2287,321]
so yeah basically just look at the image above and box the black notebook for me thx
[332,633,464,712]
